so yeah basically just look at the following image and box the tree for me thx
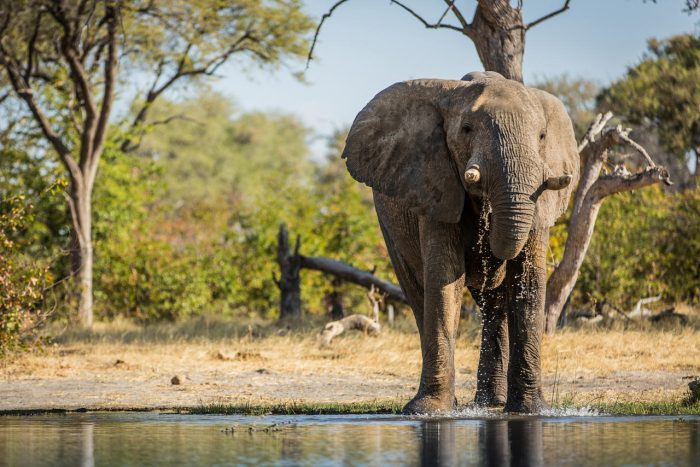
[137,89,312,204]
[310,0,576,83]
[0,0,314,327]
[310,0,677,333]
[599,34,700,183]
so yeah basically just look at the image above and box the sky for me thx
[212,0,699,157]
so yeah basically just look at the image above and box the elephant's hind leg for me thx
[469,286,508,407]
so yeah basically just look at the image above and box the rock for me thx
[171,375,184,385]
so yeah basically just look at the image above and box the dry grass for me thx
[1,311,699,412]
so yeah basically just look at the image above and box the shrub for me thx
[0,195,52,354]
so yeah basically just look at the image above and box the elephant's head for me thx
[342,72,579,260]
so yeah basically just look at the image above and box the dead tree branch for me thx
[544,113,672,334]
[300,255,406,304]
[319,314,381,347]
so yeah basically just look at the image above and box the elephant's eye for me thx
[462,123,472,134]
[539,130,547,140]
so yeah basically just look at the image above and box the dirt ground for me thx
[1,318,698,411]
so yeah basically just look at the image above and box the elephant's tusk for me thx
[545,175,572,191]
[464,166,481,184]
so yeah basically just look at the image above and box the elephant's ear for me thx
[342,80,464,223]
[529,88,580,227]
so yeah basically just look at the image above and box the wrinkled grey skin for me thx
[342,72,579,413]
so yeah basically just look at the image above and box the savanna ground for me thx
[2,307,699,415]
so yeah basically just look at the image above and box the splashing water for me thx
[407,405,602,419]
[540,406,601,417]
[476,199,492,294]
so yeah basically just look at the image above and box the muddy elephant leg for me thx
[469,286,508,407]
[403,220,465,414]
[504,228,548,413]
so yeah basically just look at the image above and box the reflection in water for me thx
[81,423,95,467]
[0,413,698,466]
[420,420,457,466]
[421,418,544,466]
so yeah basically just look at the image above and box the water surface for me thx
[1,412,698,466]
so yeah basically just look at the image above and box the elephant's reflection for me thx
[419,418,544,467]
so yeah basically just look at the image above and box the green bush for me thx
[661,187,700,303]
[95,239,213,322]
[0,194,52,354]
[569,185,700,309]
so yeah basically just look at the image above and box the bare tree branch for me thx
[23,11,43,83]
[306,0,467,70]
[442,0,470,30]
[578,111,613,153]
[592,166,671,198]
[389,0,464,32]
[89,2,119,186]
[122,29,258,153]
[149,114,201,127]
[0,48,80,180]
[306,0,351,69]
[525,0,572,30]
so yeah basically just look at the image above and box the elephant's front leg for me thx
[404,220,465,414]
[504,228,548,413]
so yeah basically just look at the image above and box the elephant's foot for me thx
[503,389,547,414]
[402,393,456,415]
[474,388,506,408]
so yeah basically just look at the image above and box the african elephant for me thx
[342,71,579,413]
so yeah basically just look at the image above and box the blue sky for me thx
[212,1,698,155]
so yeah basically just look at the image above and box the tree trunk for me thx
[327,277,344,320]
[68,183,94,328]
[470,1,525,82]
[544,194,603,333]
[77,242,94,328]
[276,224,302,320]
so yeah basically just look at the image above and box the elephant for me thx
[342,71,579,413]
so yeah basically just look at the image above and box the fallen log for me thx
[319,314,381,347]
[300,255,407,304]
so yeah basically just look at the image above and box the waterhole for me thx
[1,412,698,466]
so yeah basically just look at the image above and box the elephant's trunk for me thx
[486,146,540,261]
[489,195,535,260]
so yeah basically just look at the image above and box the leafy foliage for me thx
[599,34,700,169]
[660,187,700,303]
[572,185,700,308]
[0,191,53,355]
[136,91,311,203]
